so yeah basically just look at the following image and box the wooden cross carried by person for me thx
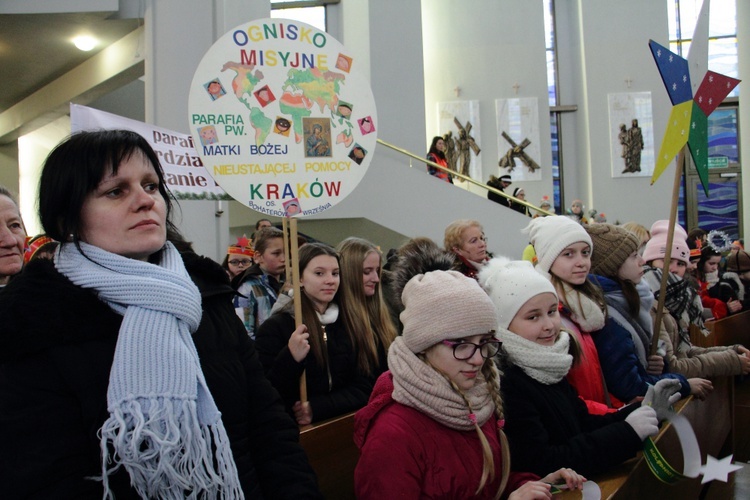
[498,131,541,173]
[453,117,481,177]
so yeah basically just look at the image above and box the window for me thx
[545,0,562,214]
[668,0,738,97]
[271,1,330,32]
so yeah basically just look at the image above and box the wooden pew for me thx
[702,310,750,348]
[559,376,733,499]
[299,412,358,500]
[695,309,750,461]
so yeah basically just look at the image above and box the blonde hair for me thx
[621,222,650,249]
[422,356,510,499]
[337,237,397,376]
[444,219,483,253]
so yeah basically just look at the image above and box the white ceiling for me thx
[0,11,141,113]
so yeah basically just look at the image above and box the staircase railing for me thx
[376,138,553,216]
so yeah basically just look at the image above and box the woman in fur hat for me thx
[0,130,320,498]
[642,221,750,378]
[585,223,712,404]
[479,257,680,478]
[354,248,585,499]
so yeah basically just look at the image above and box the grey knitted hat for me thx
[400,270,497,353]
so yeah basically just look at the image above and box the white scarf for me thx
[559,281,606,332]
[55,242,242,499]
[500,328,573,384]
[388,337,495,430]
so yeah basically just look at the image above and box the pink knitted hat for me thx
[642,220,690,264]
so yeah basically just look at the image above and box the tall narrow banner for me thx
[70,104,228,200]
[188,19,377,217]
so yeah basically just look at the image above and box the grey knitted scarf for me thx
[388,337,494,430]
[56,241,242,499]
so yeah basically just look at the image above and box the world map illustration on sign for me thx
[189,19,377,217]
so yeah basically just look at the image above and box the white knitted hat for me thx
[400,270,497,353]
[522,216,592,276]
[479,257,558,329]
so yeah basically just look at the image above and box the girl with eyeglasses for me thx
[480,257,680,478]
[355,248,584,499]
[222,239,254,281]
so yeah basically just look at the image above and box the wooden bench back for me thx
[299,412,358,500]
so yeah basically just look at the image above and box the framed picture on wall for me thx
[437,100,481,181]
[495,98,542,182]
[607,92,655,178]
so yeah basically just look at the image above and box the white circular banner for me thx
[188,18,377,217]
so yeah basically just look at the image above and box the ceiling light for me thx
[73,35,98,52]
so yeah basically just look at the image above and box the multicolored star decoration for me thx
[648,40,740,196]
[648,39,740,195]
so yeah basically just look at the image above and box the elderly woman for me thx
[0,130,320,499]
[444,219,489,280]
[0,186,26,286]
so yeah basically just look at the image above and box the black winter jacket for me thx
[0,253,321,499]
[501,364,644,478]
[255,309,376,423]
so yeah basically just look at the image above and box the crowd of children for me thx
[2,129,748,497]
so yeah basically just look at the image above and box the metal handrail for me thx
[376,138,553,216]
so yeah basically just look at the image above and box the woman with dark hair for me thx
[0,185,26,285]
[0,130,320,498]
[426,135,453,183]
[256,242,377,425]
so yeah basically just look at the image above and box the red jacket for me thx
[354,372,538,499]
[560,306,621,414]
[699,279,728,319]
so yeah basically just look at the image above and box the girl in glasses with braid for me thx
[354,245,584,499]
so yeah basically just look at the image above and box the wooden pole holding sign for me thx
[650,148,685,355]
[289,218,307,402]
[282,217,307,402]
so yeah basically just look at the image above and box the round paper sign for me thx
[188,18,377,217]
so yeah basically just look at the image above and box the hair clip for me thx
[497,418,506,429]
[468,413,477,424]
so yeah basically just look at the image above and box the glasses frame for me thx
[228,259,252,267]
[441,337,500,360]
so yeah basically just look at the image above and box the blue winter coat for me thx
[590,274,690,403]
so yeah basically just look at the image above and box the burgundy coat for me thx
[354,372,538,499]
